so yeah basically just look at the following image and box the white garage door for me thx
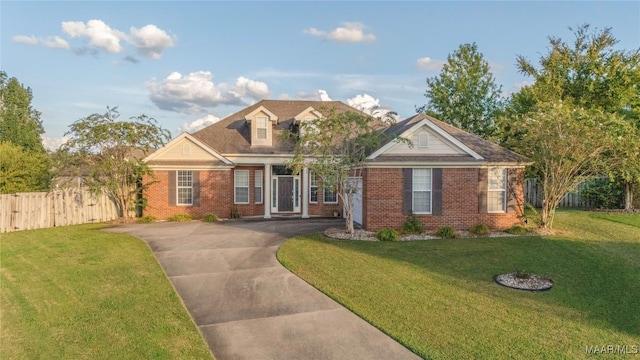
[348,177,363,225]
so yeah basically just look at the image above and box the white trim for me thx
[143,132,233,165]
[148,165,233,171]
[255,170,263,204]
[487,167,507,213]
[234,170,250,204]
[176,170,193,206]
[309,170,318,203]
[367,118,483,160]
[412,168,432,214]
[293,107,323,123]
[244,106,279,123]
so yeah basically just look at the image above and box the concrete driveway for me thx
[106,218,420,360]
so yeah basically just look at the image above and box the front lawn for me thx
[278,210,640,359]
[1,224,213,360]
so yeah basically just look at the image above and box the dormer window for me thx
[256,116,267,139]
[418,132,429,148]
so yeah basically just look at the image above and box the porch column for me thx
[302,167,309,218]
[264,163,272,219]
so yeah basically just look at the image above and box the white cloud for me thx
[304,22,375,43]
[346,93,396,120]
[62,19,127,53]
[42,136,69,151]
[147,72,270,112]
[13,35,69,49]
[232,76,270,100]
[13,35,38,45]
[129,24,175,59]
[296,89,332,101]
[178,114,221,133]
[416,57,446,71]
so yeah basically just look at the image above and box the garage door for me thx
[348,177,363,225]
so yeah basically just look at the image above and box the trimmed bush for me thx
[470,224,490,236]
[436,226,457,239]
[202,213,218,222]
[377,228,399,242]
[137,215,157,223]
[402,213,424,234]
[168,214,193,222]
[505,225,528,235]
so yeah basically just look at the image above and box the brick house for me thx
[143,100,530,230]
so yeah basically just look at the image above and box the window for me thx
[418,132,429,148]
[488,168,507,212]
[413,168,432,213]
[255,170,263,204]
[177,171,193,205]
[324,185,338,203]
[234,170,249,204]
[256,116,267,139]
[309,171,318,203]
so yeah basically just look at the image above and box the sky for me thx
[2,1,639,150]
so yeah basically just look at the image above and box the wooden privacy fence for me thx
[0,188,120,233]
[524,178,594,208]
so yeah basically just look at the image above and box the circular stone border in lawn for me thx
[494,272,554,291]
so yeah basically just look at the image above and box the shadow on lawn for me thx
[318,235,640,337]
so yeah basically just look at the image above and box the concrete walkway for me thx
[106,219,420,360]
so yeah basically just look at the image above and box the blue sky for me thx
[2,1,639,149]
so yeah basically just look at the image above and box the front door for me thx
[278,177,294,211]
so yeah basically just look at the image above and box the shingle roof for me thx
[190,100,529,164]
[381,113,531,164]
[192,100,362,154]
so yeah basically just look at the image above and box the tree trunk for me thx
[344,195,354,234]
[624,181,634,211]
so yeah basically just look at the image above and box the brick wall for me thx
[363,167,524,231]
[143,170,233,219]
[232,166,266,217]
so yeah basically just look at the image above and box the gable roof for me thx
[374,113,531,164]
[192,100,363,154]
[143,132,233,165]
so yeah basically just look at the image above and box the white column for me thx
[263,164,272,219]
[302,167,309,218]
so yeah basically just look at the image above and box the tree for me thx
[0,71,45,152]
[511,24,640,210]
[0,142,51,193]
[57,107,171,218]
[504,102,618,229]
[421,43,504,139]
[285,108,401,234]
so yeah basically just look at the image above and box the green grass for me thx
[278,210,640,359]
[1,224,213,360]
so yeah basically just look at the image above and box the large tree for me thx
[0,71,45,152]
[57,107,171,218]
[510,24,640,210]
[421,43,504,139]
[285,108,401,234]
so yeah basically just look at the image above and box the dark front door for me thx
[278,177,293,212]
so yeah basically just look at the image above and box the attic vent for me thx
[418,132,429,148]
[182,143,191,155]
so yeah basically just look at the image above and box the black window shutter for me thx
[432,168,443,215]
[403,168,412,215]
[192,171,200,206]
[168,171,176,206]
[478,168,488,213]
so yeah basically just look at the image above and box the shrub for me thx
[582,178,623,209]
[202,213,218,222]
[505,225,528,235]
[436,226,457,239]
[515,270,531,279]
[376,228,399,242]
[168,214,193,222]
[402,213,424,234]
[469,224,490,236]
[137,215,157,223]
